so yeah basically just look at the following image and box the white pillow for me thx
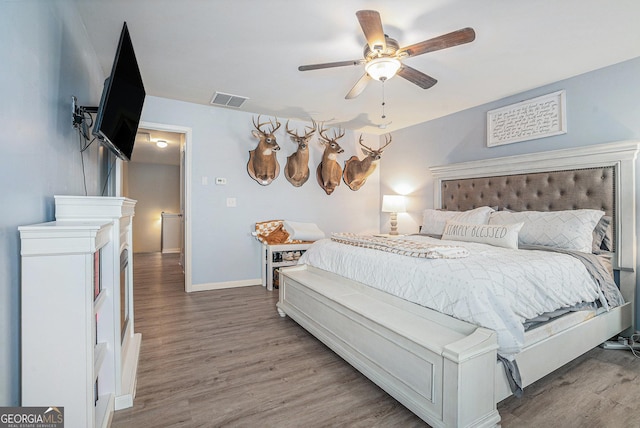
[442,220,523,249]
[283,221,325,241]
[421,206,494,235]
[488,209,604,253]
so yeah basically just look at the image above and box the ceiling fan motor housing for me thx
[364,36,399,60]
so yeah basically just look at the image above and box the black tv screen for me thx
[93,22,145,161]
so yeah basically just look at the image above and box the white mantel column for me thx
[54,195,140,410]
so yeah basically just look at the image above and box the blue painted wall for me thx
[0,0,106,405]
[140,96,381,287]
[380,56,640,326]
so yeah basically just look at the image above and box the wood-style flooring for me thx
[112,253,640,428]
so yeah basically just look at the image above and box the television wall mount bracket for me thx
[71,95,98,129]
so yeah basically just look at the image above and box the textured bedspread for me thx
[331,232,469,259]
[298,235,614,360]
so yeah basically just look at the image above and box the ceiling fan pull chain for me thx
[381,81,387,119]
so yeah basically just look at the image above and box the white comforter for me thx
[298,235,605,360]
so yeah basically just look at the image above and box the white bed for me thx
[276,141,638,427]
[297,233,617,361]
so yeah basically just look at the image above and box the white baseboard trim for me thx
[115,332,141,410]
[190,278,261,292]
[162,248,181,254]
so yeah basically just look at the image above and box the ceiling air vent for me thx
[210,92,249,109]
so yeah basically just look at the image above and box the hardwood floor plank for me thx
[112,253,640,428]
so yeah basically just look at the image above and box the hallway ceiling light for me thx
[156,140,168,148]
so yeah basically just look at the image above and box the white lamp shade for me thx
[381,194,406,213]
[365,57,401,81]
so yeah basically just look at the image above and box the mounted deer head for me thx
[343,134,392,191]
[247,115,281,185]
[315,123,345,195]
[284,119,316,187]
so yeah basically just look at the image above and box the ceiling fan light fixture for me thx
[365,57,401,81]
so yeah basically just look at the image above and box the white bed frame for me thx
[277,141,638,427]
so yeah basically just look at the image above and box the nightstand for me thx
[261,242,312,290]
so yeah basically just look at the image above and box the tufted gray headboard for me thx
[441,166,616,241]
[441,166,615,215]
[429,142,638,269]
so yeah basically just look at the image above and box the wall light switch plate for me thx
[215,177,227,185]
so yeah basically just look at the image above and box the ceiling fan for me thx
[298,10,476,99]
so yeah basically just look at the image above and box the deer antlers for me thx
[358,133,392,152]
[318,122,346,143]
[286,119,316,140]
[252,115,281,135]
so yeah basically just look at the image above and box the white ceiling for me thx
[132,129,181,165]
[75,0,640,135]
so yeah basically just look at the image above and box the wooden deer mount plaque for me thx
[247,115,281,186]
[343,134,392,191]
[284,120,316,187]
[316,124,345,195]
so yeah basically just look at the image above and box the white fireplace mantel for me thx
[54,195,140,411]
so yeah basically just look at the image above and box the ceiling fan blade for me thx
[345,74,371,99]
[298,59,364,71]
[397,65,437,89]
[356,10,386,53]
[398,27,476,58]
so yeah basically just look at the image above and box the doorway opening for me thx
[125,122,192,292]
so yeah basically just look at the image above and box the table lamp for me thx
[381,195,406,235]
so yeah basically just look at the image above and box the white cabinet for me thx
[20,196,140,428]
[261,243,311,290]
[20,221,115,428]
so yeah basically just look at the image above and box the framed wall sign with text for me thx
[487,90,566,147]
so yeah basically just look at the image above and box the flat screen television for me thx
[93,22,145,161]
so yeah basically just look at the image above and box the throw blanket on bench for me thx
[331,233,469,259]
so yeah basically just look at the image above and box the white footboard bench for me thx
[277,264,501,428]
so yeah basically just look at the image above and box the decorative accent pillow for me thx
[264,224,290,244]
[592,215,612,252]
[421,206,495,235]
[442,221,523,249]
[255,219,307,244]
[489,209,605,253]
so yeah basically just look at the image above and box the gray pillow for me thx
[489,209,605,253]
[592,215,612,252]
